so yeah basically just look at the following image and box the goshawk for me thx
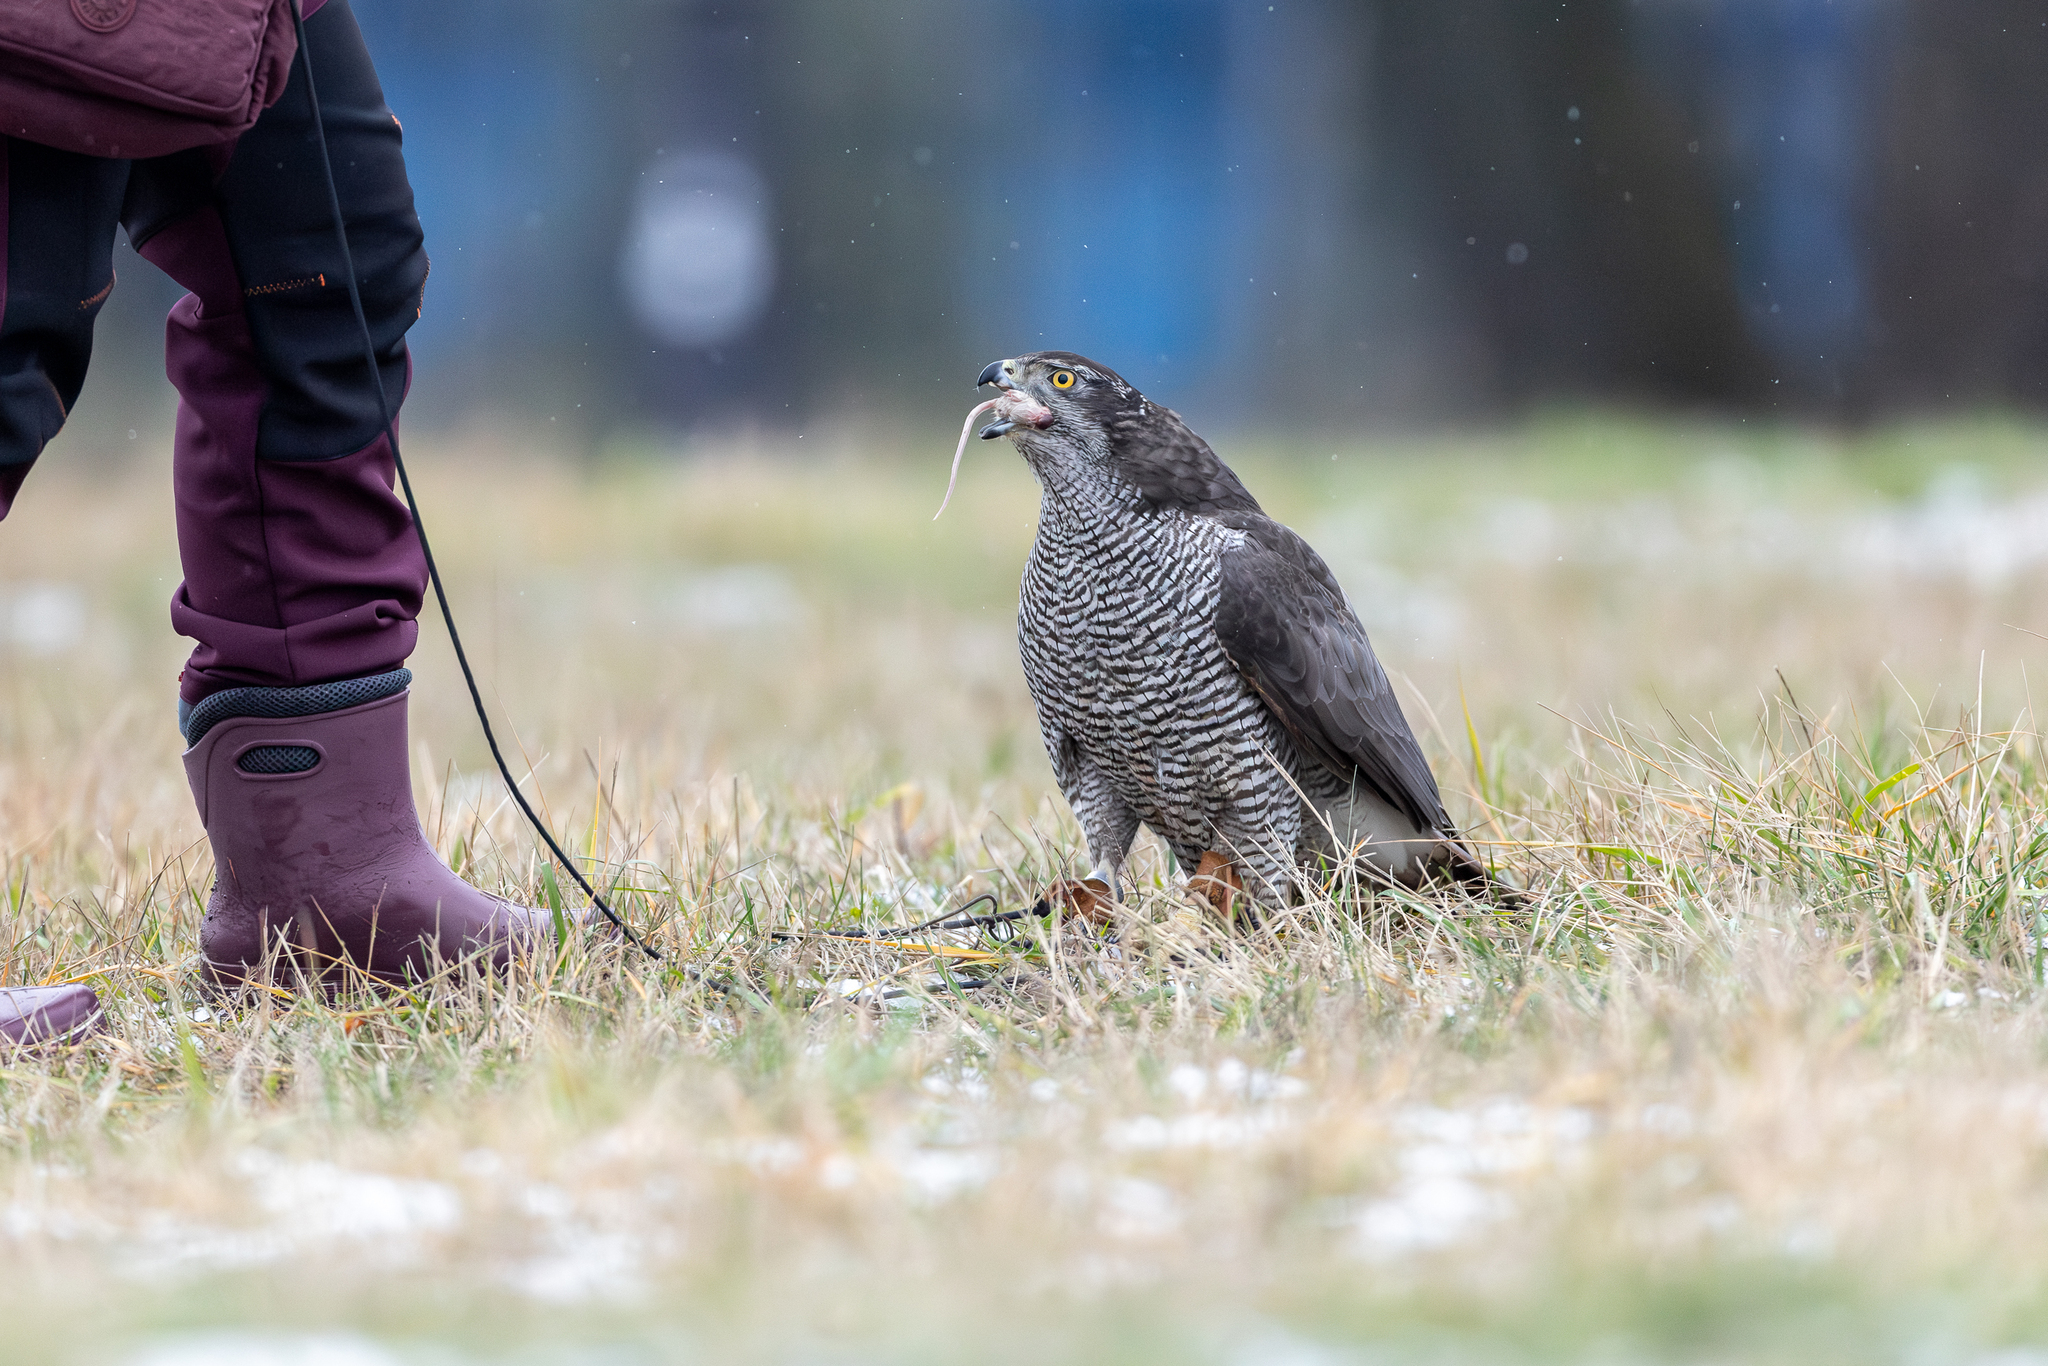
[962,350,1498,911]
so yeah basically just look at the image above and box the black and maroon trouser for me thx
[0,0,426,706]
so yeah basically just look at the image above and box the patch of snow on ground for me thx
[1469,482,2048,588]
[1104,1110,1290,1153]
[1228,1326,1371,1366]
[242,1151,461,1242]
[0,582,86,655]
[1100,1177,1182,1240]
[123,1333,405,1366]
[1108,1059,1310,1152]
[1346,1101,1593,1260]
[887,1146,999,1205]
[118,1152,462,1280]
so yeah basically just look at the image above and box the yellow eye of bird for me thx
[1051,370,1076,389]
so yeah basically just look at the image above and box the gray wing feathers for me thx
[1108,410,1262,516]
[1213,522,1451,835]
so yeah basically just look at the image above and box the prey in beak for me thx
[974,357,1054,439]
[932,357,1056,520]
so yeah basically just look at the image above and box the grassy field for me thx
[6,413,2048,1363]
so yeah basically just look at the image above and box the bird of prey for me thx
[958,350,1499,914]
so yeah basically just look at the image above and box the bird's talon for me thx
[1189,851,1245,923]
[1049,877,1114,925]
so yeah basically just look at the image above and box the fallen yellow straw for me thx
[820,935,1002,962]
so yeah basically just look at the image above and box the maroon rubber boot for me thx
[0,986,101,1046]
[181,671,551,984]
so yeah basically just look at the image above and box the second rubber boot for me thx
[0,986,102,1046]
[181,670,550,985]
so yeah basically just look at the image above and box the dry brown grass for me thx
[2,415,2048,1363]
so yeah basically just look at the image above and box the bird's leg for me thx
[1039,731,1135,925]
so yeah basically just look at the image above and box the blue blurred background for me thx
[85,0,2048,440]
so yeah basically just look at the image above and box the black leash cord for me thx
[769,892,1058,946]
[823,892,1057,941]
[291,3,658,962]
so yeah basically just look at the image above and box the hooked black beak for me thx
[976,360,1012,390]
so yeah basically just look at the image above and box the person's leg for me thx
[123,0,424,704]
[0,138,123,1041]
[122,0,545,985]
[0,138,125,513]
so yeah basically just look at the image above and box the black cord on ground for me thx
[290,2,658,962]
[805,892,1060,942]
[831,893,998,939]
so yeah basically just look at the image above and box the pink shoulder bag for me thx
[0,0,299,159]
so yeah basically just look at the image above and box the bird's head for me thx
[932,351,1142,518]
[934,349,1243,520]
[973,351,1137,447]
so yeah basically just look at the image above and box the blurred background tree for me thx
[79,0,2048,444]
